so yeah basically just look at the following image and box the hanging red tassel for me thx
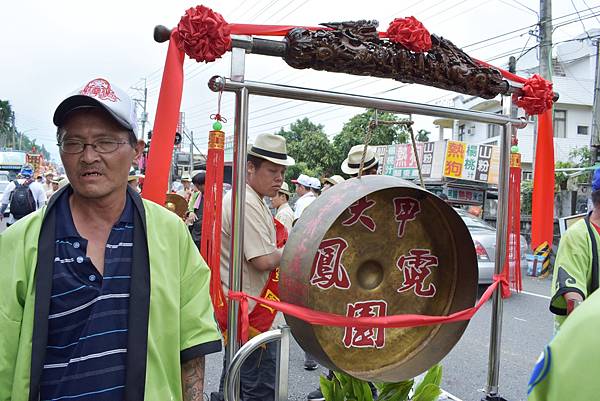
[201,127,227,331]
[505,152,522,293]
[531,108,555,255]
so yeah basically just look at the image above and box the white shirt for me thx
[1,178,47,224]
[294,192,316,220]
[275,202,294,233]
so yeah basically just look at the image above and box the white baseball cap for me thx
[53,77,138,137]
[292,174,312,187]
[308,177,321,190]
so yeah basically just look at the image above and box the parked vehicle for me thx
[455,208,528,284]
[0,170,10,218]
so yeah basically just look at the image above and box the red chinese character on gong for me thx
[396,249,439,297]
[393,197,421,238]
[341,196,377,232]
[310,238,351,290]
[342,300,387,349]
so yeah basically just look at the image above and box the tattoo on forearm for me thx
[182,356,205,401]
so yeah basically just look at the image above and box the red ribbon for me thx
[142,32,184,205]
[513,74,555,116]
[228,275,508,331]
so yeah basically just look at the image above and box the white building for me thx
[434,29,598,178]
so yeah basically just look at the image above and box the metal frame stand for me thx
[217,38,526,401]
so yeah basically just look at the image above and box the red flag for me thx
[531,108,555,249]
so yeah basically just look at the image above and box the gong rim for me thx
[281,175,478,382]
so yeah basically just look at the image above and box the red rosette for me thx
[513,74,555,115]
[386,16,432,53]
[173,5,232,63]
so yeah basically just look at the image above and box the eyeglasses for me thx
[57,139,129,154]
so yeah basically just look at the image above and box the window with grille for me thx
[554,110,567,138]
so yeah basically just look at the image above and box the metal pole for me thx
[225,329,287,401]
[226,40,251,377]
[208,77,524,126]
[275,326,291,401]
[483,95,516,401]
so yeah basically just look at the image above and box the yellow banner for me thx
[443,141,466,178]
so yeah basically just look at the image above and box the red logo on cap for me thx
[80,78,119,102]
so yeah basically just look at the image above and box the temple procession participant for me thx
[341,144,380,177]
[549,168,600,330]
[270,181,294,234]
[0,78,221,401]
[218,133,295,401]
[0,164,47,227]
[292,173,317,220]
[186,170,206,250]
[321,174,345,192]
[178,172,193,201]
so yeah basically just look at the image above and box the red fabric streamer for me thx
[174,6,231,63]
[513,74,555,116]
[228,275,508,332]
[142,32,184,205]
[531,108,555,249]
[505,162,522,293]
[386,16,432,52]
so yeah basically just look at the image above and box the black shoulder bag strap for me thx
[584,213,599,293]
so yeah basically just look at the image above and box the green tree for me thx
[331,109,409,174]
[278,118,336,178]
[416,129,430,142]
[0,100,14,148]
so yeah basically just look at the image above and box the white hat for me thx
[341,144,379,175]
[53,77,138,137]
[181,173,192,182]
[308,177,321,190]
[324,175,345,186]
[292,173,312,187]
[279,182,292,196]
[248,133,295,166]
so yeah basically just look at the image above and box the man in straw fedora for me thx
[270,181,294,234]
[341,144,380,177]
[218,133,294,401]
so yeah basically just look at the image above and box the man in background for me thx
[271,182,294,233]
[0,164,46,227]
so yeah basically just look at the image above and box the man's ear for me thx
[247,160,255,175]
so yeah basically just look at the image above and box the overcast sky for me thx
[2,0,599,162]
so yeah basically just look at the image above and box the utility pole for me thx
[534,0,553,173]
[132,78,148,140]
[189,130,194,175]
[590,40,600,168]
[10,111,16,150]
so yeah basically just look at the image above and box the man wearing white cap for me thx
[292,173,317,220]
[341,144,380,177]
[219,133,294,401]
[270,182,294,233]
[0,78,221,401]
[177,172,193,202]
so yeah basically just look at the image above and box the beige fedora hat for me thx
[279,182,292,197]
[324,174,345,186]
[248,133,295,166]
[341,144,378,175]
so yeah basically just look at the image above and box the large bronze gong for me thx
[281,175,478,382]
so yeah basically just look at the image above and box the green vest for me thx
[0,186,222,400]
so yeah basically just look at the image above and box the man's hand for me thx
[564,292,584,315]
[185,212,198,225]
[181,355,205,401]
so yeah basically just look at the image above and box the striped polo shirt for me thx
[40,189,134,401]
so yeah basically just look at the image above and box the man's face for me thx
[270,192,286,208]
[296,184,307,196]
[60,108,144,201]
[247,159,286,198]
[183,181,191,189]
[52,182,59,191]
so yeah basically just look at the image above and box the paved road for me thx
[203,272,554,401]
